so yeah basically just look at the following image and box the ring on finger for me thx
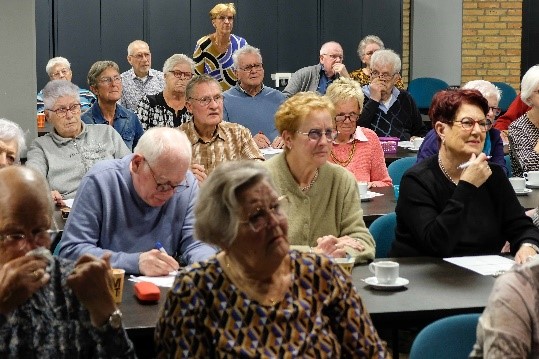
[32,270,39,280]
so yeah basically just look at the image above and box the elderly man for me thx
[57,127,216,276]
[37,56,95,114]
[358,49,426,140]
[283,41,349,98]
[119,40,165,112]
[179,74,264,181]
[0,118,25,167]
[223,45,285,148]
[0,166,134,357]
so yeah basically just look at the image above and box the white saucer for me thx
[361,192,376,202]
[364,277,409,290]
[526,183,539,189]
[514,188,532,196]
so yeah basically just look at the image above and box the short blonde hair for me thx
[209,3,236,19]
[274,92,335,135]
[325,77,364,112]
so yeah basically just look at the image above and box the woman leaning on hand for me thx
[389,89,539,263]
[154,161,389,358]
[264,92,375,263]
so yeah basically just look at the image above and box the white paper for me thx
[63,198,75,208]
[260,148,284,155]
[398,141,413,148]
[444,255,515,276]
[128,271,178,288]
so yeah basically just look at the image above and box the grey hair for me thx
[232,45,262,69]
[370,49,401,74]
[42,80,81,110]
[45,57,71,76]
[0,118,26,160]
[186,74,221,100]
[326,77,365,111]
[194,160,276,248]
[357,35,385,59]
[520,65,539,106]
[163,54,195,74]
[133,127,192,165]
[319,41,342,56]
[87,61,120,88]
[462,80,502,103]
[127,40,149,56]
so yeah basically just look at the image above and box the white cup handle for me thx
[368,262,376,274]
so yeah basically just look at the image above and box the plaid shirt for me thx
[179,121,264,175]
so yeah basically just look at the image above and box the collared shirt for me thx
[362,85,400,114]
[119,68,165,112]
[81,102,143,151]
[316,65,337,95]
[36,87,96,114]
[179,120,264,175]
[333,127,369,144]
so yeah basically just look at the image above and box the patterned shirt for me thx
[154,251,389,358]
[136,91,192,130]
[349,68,405,89]
[193,34,247,91]
[0,257,134,358]
[119,68,165,112]
[37,87,96,114]
[179,120,264,175]
[509,113,539,177]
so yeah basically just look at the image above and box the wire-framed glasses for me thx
[239,195,289,232]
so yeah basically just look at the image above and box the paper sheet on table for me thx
[444,255,515,276]
[260,148,284,155]
[398,141,413,148]
[63,199,75,208]
[128,271,178,288]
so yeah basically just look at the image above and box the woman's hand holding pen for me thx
[460,153,492,188]
[254,132,271,148]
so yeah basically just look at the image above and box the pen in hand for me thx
[457,156,492,170]
[155,241,168,255]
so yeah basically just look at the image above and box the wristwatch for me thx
[521,243,539,253]
[108,309,123,329]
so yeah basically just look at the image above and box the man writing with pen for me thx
[57,127,216,276]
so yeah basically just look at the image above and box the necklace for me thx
[300,169,319,192]
[438,156,457,185]
[330,141,356,167]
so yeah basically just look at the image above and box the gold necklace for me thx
[300,169,319,192]
[438,156,457,185]
[330,141,356,167]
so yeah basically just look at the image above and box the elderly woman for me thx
[389,89,539,263]
[154,161,388,357]
[358,49,426,140]
[81,60,144,150]
[193,3,247,91]
[0,166,134,357]
[509,65,539,177]
[417,80,506,174]
[264,92,374,263]
[349,35,405,89]
[326,78,392,187]
[136,54,194,130]
[0,118,25,167]
[26,80,130,205]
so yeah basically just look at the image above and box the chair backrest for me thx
[492,81,517,113]
[368,212,396,258]
[504,154,512,177]
[407,77,450,111]
[387,156,417,185]
[409,313,481,359]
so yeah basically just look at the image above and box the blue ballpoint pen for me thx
[155,241,168,255]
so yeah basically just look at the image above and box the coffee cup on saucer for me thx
[509,177,526,192]
[524,171,539,186]
[412,137,424,150]
[368,261,399,284]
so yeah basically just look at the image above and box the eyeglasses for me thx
[489,106,501,117]
[335,112,359,122]
[239,195,288,232]
[370,70,396,79]
[322,53,344,60]
[130,52,151,60]
[189,94,224,107]
[169,70,193,79]
[99,75,122,85]
[216,15,234,22]
[453,117,492,132]
[48,103,81,118]
[365,50,378,56]
[0,229,58,250]
[239,63,263,72]
[296,129,338,142]
[51,68,71,79]
[145,160,186,193]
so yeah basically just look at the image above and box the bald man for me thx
[0,166,134,357]
[57,127,216,276]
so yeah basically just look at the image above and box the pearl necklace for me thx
[330,141,356,167]
[300,169,319,192]
[438,157,457,185]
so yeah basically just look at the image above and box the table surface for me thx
[384,146,417,165]
[362,186,396,224]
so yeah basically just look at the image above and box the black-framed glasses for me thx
[370,70,397,79]
[0,229,58,250]
[169,70,193,79]
[453,117,492,132]
[189,94,223,107]
[239,63,263,72]
[145,160,186,193]
[48,103,81,118]
[239,195,288,232]
[335,112,359,123]
[296,129,338,142]
[489,106,501,117]
[99,75,122,85]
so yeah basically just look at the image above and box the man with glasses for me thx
[358,49,426,140]
[283,41,350,98]
[57,127,216,276]
[179,74,263,181]
[119,40,165,112]
[223,45,285,148]
[37,57,96,114]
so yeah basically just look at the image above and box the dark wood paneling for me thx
[36,0,53,91]
[360,0,403,56]
[522,0,539,78]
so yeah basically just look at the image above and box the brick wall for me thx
[401,0,411,87]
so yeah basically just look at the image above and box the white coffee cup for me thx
[358,182,368,196]
[509,177,526,191]
[524,171,539,186]
[412,137,424,149]
[368,260,399,284]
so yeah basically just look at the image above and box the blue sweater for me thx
[58,155,216,273]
